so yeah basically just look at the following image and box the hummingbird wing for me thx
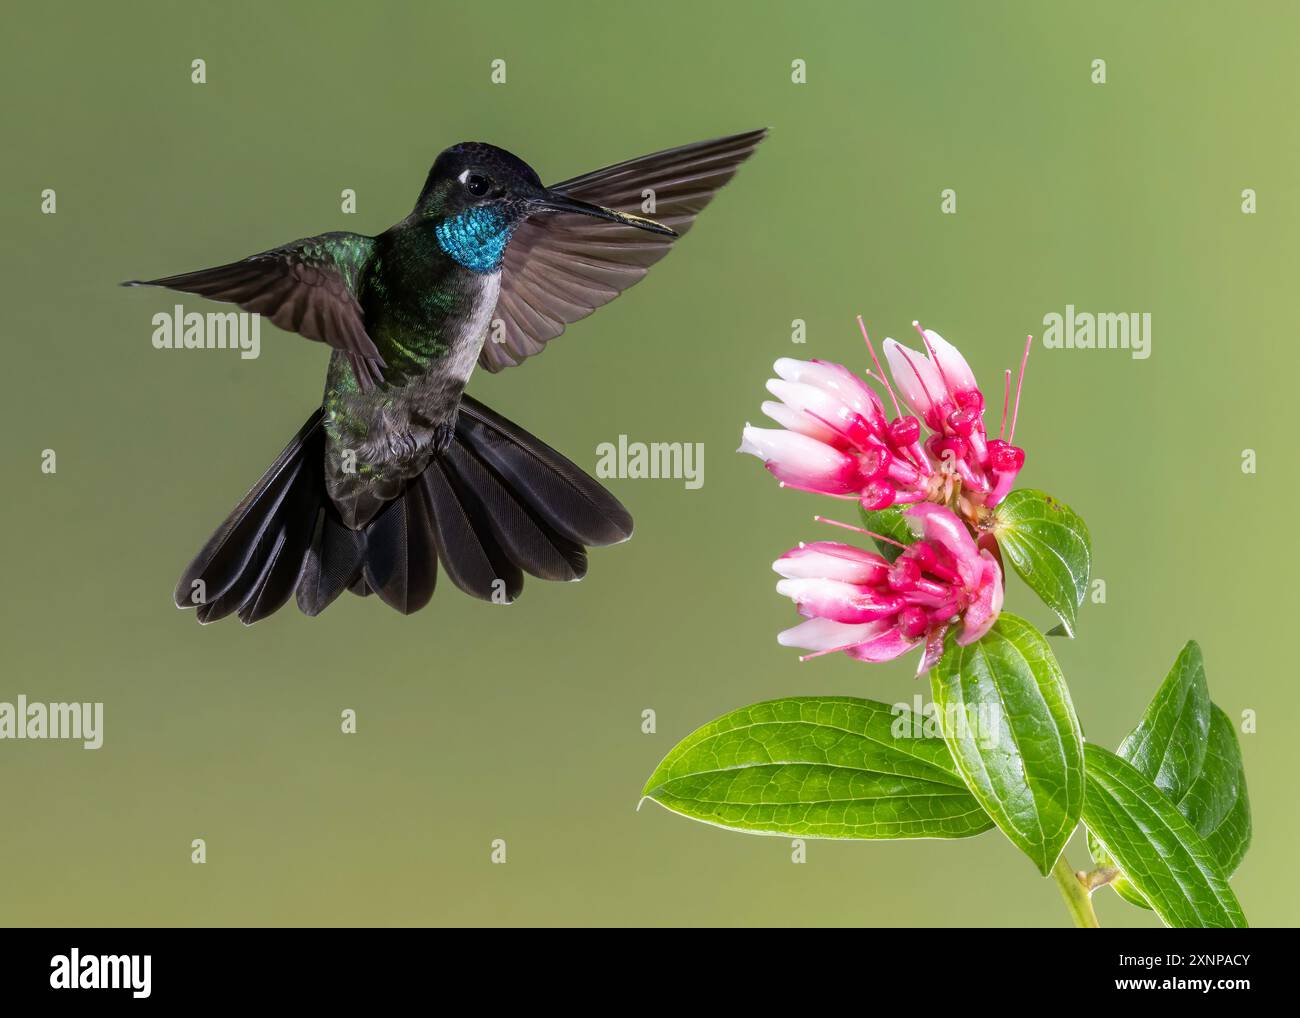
[480,128,767,372]
[123,231,386,389]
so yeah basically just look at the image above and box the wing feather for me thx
[480,129,767,372]
[124,231,386,389]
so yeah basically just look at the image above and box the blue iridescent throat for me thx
[434,207,514,273]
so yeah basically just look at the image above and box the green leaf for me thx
[993,489,1092,637]
[1118,641,1211,798]
[640,696,994,839]
[930,614,1084,875]
[858,503,913,562]
[1089,642,1251,908]
[1082,745,1247,927]
[1183,705,1251,873]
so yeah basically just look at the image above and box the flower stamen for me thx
[857,315,901,418]
[896,345,938,419]
[778,482,860,500]
[914,319,957,408]
[812,515,910,550]
[1009,334,1032,444]
[999,368,1011,441]
[798,642,870,663]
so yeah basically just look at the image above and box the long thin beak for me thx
[529,188,677,237]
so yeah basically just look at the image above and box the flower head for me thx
[740,320,1032,517]
[773,504,1004,675]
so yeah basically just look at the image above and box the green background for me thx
[1,0,1294,927]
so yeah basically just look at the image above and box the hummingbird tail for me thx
[173,398,634,624]
[173,410,329,624]
[412,395,635,605]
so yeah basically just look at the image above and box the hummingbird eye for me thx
[463,173,491,198]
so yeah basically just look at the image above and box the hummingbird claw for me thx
[432,420,457,456]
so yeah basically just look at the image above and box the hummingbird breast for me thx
[322,241,501,528]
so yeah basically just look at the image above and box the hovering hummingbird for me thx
[125,129,766,624]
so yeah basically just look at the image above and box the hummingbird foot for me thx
[432,417,458,456]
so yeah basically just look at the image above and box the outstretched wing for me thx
[124,231,386,389]
[480,128,768,373]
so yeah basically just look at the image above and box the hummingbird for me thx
[125,129,767,624]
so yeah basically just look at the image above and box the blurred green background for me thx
[2,0,1295,927]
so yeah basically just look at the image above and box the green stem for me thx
[1051,854,1100,928]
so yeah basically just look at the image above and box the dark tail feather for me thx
[175,412,326,624]
[359,479,439,614]
[297,511,365,615]
[421,458,524,602]
[176,399,632,623]
[445,443,586,582]
[412,396,633,602]
[456,396,634,547]
[348,575,373,597]
[295,473,441,616]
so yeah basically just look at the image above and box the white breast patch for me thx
[447,271,502,384]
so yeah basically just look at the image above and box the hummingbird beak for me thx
[528,188,678,237]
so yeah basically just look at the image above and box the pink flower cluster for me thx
[739,320,1031,515]
[774,504,1004,674]
[740,321,1031,672]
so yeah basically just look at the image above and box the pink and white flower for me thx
[773,504,1004,675]
[739,320,1032,517]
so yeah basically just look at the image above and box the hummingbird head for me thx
[416,142,677,273]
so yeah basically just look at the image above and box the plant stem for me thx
[1051,854,1100,928]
